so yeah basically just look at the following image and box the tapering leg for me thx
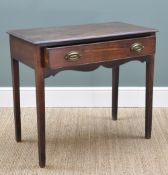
[145,56,155,139]
[34,47,46,168]
[11,58,21,142]
[35,66,46,168]
[112,66,119,120]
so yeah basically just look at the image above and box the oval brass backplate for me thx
[65,51,81,61]
[130,43,144,53]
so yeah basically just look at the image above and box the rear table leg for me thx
[112,66,119,120]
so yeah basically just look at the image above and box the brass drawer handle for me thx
[65,51,81,61]
[130,43,144,53]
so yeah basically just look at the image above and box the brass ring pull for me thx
[131,43,144,53]
[65,51,81,61]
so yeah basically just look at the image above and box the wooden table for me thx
[8,22,157,167]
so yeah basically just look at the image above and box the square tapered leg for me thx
[145,56,155,139]
[11,58,21,142]
[112,66,119,120]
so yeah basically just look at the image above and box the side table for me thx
[8,22,157,167]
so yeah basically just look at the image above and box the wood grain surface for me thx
[45,36,156,69]
[8,22,157,46]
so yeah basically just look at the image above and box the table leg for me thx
[35,68,45,167]
[145,56,155,139]
[34,47,46,168]
[11,58,21,142]
[112,66,119,120]
[35,66,46,168]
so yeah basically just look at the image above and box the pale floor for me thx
[0,108,168,175]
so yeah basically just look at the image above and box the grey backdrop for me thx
[0,0,167,87]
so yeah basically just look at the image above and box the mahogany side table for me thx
[8,22,157,167]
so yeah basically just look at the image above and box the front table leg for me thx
[35,55,46,167]
[112,66,119,120]
[11,58,21,142]
[145,56,155,139]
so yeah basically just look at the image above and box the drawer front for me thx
[44,36,156,69]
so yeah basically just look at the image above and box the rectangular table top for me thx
[8,22,157,46]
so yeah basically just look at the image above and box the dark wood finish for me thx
[10,36,36,69]
[45,36,155,69]
[145,56,155,139]
[44,56,147,78]
[112,66,119,120]
[8,22,157,167]
[7,22,157,46]
[35,47,46,168]
[11,58,21,142]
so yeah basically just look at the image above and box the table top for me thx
[8,22,157,46]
